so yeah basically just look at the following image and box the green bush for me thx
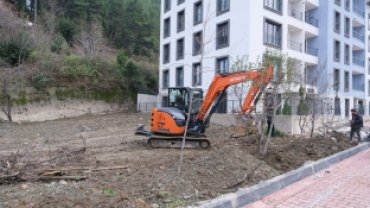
[51,34,66,53]
[57,18,79,45]
[282,101,291,115]
[31,72,50,89]
[297,99,308,115]
[62,55,102,83]
[264,126,284,137]
[0,40,31,66]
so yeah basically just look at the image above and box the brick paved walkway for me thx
[244,148,370,208]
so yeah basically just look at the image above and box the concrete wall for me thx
[0,87,134,123]
[137,94,159,112]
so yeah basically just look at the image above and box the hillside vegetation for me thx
[0,0,160,98]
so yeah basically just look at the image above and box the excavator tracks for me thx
[147,136,211,149]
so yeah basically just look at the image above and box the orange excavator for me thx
[136,65,274,149]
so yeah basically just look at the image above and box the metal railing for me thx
[353,56,365,67]
[306,46,318,56]
[289,7,303,20]
[353,5,365,18]
[305,16,318,27]
[353,82,365,91]
[345,0,350,11]
[265,0,282,12]
[353,30,364,42]
[345,28,350,37]
[137,102,161,112]
[288,39,302,52]
[265,34,281,47]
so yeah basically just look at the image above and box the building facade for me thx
[159,0,370,117]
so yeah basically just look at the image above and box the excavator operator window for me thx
[168,88,203,113]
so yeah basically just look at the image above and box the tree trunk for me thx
[34,0,37,24]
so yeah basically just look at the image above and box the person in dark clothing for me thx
[267,104,275,138]
[349,108,363,144]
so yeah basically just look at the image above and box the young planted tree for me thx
[0,10,34,122]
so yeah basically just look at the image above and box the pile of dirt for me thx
[0,113,356,208]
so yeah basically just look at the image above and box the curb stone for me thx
[195,143,370,208]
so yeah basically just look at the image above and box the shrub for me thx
[57,18,79,45]
[0,40,31,66]
[264,126,284,137]
[297,99,308,115]
[51,34,67,53]
[282,101,291,115]
[31,72,50,89]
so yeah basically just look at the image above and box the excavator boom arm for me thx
[197,65,273,122]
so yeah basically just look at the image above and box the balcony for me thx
[305,46,318,56]
[305,16,318,27]
[353,82,365,91]
[353,5,365,18]
[289,7,303,21]
[288,39,302,52]
[353,56,365,67]
[353,31,364,42]
[265,34,281,47]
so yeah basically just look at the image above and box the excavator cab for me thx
[168,87,203,114]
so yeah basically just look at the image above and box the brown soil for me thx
[0,113,354,208]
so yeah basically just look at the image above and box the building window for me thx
[177,10,185,32]
[194,1,203,25]
[345,0,350,11]
[368,58,370,74]
[344,71,349,92]
[334,40,340,62]
[368,36,370,52]
[345,17,350,37]
[217,0,230,15]
[368,14,370,31]
[193,31,202,55]
[345,44,350,64]
[178,0,185,5]
[176,67,184,87]
[164,0,171,12]
[164,18,171,38]
[163,44,170,64]
[334,11,340,34]
[192,63,202,86]
[264,19,282,47]
[216,20,230,49]
[163,70,169,88]
[264,0,282,13]
[177,38,184,60]
[334,69,340,92]
[216,57,229,74]
[335,0,341,6]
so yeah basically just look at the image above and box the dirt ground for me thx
[0,113,354,208]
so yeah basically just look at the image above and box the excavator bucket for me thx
[231,114,256,138]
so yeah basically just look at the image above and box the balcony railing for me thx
[265,0,282,12]
[306,46,318,56]
[305,16,318,27]
[289,7,303,20]
[353,5,365,18]
[265,35,281,47]
[353,31,364,42]
[353,82,365,91]
[353,56,365,67]
[288,39,302,51]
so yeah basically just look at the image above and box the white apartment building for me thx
[159,0,370,117]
